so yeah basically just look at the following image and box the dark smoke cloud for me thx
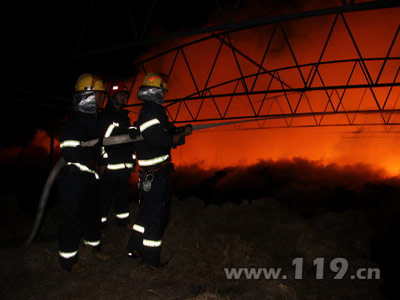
[0,130,59,217]
[172,158,400,218]
[0,130,58,167]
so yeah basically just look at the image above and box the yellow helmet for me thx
[142,73,168,91]
[75,74,105,92]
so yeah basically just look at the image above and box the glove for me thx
[172,134,185,148]
[129,127,140,140]
[175,124,192,136]
[182,124,192,136]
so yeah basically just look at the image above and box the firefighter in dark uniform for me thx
[99,81,138,229]
[127,73,192,269]
[58,74,111,272]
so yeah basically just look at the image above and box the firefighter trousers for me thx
[99,168,131,226]
[57,166,101,269]
[127,164,172,267]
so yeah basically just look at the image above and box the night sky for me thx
[6,0,228,146]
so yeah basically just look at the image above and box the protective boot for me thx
[144,260,168,270]
[101,221,108,231]
[116,217,131,230]
[101,219,108,238]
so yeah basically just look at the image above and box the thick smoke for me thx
[172,157,400,218]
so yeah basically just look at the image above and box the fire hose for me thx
[24,116,270,245]
[24,134,143,246]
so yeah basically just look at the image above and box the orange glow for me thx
[172,126,400,176]
[126,7,400,176]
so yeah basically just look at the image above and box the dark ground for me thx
[1,159,400,299]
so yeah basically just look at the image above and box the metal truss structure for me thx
[16,0,400,132]
[121,1,400,132]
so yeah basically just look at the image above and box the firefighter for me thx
[99,81,138,230]
[127,73,192,269]
[58,74,111,272]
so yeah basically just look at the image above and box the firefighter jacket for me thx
[99,103,137,170]
[59,111,103,179]
[135,101,173,169]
